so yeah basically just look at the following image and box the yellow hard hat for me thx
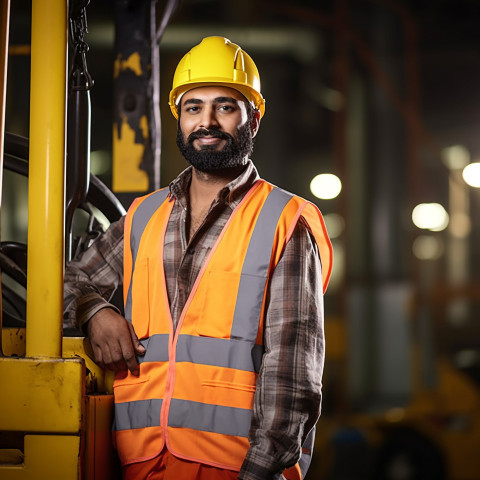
[169,36,265,119]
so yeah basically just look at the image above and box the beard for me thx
[176,122,254,173]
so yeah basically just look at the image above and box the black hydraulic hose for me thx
[65,7,93,262]
[66,84,91,261]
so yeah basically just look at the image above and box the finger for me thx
[110,341,130,372]
[100,344,123,372]
[127,321,146,355]
[100,345,113,371]
[119,334,140,376]
[91,343,105,370]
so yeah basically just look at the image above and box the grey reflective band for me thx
[299,426,315,477]
[231,187,293,340]
[125,188,170,321]
[137,335,169,364]
[138,333,263,372]
[168,398,252,437]
[177,335,263,372]
[114,398,163,431]
[115,398,251,437]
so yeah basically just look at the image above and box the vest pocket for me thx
[114,374,150,387]
[131,257,150,339]
[201,379,256,410]
[195,270,241,338]
[113,374,151,404]
[202,380,256,393]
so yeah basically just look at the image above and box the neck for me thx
[189,163,246,206]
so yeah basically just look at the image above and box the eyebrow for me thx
[182,96,239,107]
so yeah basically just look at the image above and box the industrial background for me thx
[2,0,480,479]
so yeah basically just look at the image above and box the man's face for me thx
[176,86,258,173]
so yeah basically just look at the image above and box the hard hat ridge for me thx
[169,36,265,119]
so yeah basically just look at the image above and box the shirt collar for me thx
[168,160,260,210]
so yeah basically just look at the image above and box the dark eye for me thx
[186,106,200,113]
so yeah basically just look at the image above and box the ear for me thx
[250,109,261,138]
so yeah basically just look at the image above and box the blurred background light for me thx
[441,145,470,170]
[453,349,480,369]
[449,212,471,238]
[412,235,445,260]
[310,173,342,200]
[90,150,111,176]
[462,162,480,188]
[323,213,345,239]
[412,203,449,231]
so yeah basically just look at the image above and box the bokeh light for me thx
[449,212,471,238]
[441,145,470,170]
[310,174,342,200]
[412,203,449,231]
[323,213,345,239]
[412,235,445,260]
[462,162,480,188]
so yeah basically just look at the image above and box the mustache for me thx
[187,128,233,143]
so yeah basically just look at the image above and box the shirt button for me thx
[187,248,195,255]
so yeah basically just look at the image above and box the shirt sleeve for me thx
[63,216,125,331]
[239,217,325,480]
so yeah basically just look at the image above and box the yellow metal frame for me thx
[0,1,117,478]
[1,329,116,479]
[2,327,114,393]
[0,357,85,433]
[0,436,81,479]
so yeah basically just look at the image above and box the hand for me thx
[86,308,146,375]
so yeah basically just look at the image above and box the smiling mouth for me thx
[194,136,225,147]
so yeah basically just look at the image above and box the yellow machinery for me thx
[0,1,119,478]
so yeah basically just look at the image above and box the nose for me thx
[198,105,219,129]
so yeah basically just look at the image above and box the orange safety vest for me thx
[113,179,333,478]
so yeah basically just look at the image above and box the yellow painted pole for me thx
[26,0,67,358]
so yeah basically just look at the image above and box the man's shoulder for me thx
[256,178,313,205]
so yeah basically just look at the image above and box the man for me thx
[64,36,333,480]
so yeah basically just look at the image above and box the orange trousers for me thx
[122,448,239,480]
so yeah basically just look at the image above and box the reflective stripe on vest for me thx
[115,397,250,437]
[231,187,292,340]
[299,427,315,476]
[115,398,163,430]
[124,187,170,322]
[137,334,264,372]
[168,399,251,437]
